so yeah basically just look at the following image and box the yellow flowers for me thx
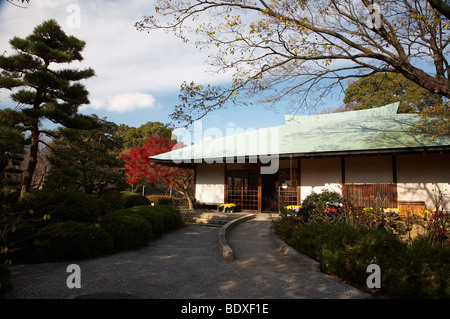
[285,205,301,214]
[220,203,236,208]
[43,214,51,221]
[220,203,236,212]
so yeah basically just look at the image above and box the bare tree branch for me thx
[136,0,450,125]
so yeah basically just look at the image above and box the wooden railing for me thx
[343,184,397,208]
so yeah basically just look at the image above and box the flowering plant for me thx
[286,205,301,213]
[360,207,405,234]
[415,209,449,246]
[383,208,400,214]
[220,203,236,213]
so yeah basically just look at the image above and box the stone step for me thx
[194,212,246,227]
[195,219,228,227]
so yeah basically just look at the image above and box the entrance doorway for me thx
[226,171,259,211]
[226,168,299,213]
[261,174,279,212]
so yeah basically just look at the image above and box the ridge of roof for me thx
[285,102,400,124]
[150,101,450,163]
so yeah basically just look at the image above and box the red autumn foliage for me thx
[120,136,194,208]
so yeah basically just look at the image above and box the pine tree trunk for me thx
[23,125,40,193]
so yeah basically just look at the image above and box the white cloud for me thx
[81,93,156,113]
[109,93,156,112]
[0,0,231,114]
[227,121,237,127]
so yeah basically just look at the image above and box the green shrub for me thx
[123,194,150,209]
[17,190,101,224]
[97,191,125,215]
[287,222,449,298]
[151,205,184,231]
[115,205,184,237]
[1,217,38,263]
[100,211,152,250]
[298,190,346,224]
[117,206,165,238]
[271,216,300,242]
[352,207,407,235]
[34,221,114,262]
[383,236,450,298]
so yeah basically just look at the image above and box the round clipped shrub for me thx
[125,206,165,238]
[100,211,152,250]
[123,194,150,209]
[97,191,125,215]
[34,221,114,262]
[151,205,184,231]
[17,189,101,224]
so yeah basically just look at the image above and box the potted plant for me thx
[286,205,301,214]
[220,203,236,213]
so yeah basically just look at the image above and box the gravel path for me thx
[5,221,369,299]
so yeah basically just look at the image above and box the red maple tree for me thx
[121,136,194,209]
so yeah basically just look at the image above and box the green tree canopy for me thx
[44,116,127,195]
[117,121,173,148]
[0,19,95,192]
[343,73,443,113]
[0,109,27,190]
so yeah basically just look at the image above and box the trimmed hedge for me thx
[123,194,150,209]
[123,206,165,238]
[17,189,101,224]
[149,205,184,231]
[34,221,114,262]
[109,205,184,239]
[99,211,153,250]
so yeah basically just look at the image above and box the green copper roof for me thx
[151,102,450,164]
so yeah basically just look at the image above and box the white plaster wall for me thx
[397,153,450,210]
[195,163,225,204]
[345,156,393,184]
[300,158,342,202]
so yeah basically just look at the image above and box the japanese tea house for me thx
[151,103,450,216]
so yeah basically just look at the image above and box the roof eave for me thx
[151,145,450,167]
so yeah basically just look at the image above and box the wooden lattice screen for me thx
[227,172,259,211]
[343,184,398,208]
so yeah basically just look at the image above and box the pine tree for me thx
[0,19,95,192]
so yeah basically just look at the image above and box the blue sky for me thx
[0,0,338,141]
